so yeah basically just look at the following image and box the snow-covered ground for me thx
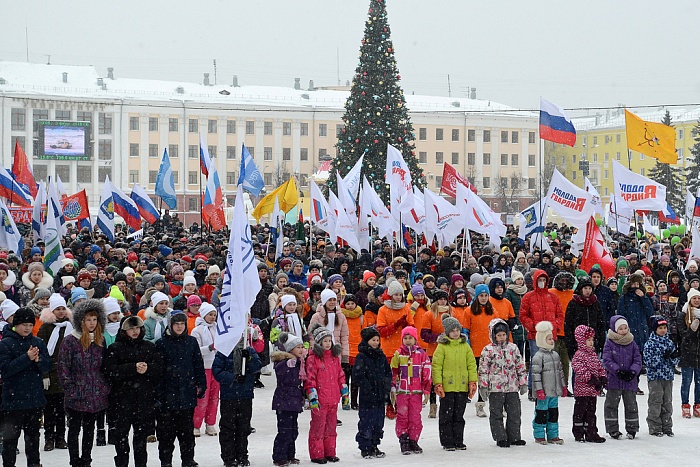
[37,375,697,466]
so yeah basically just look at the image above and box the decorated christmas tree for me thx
[329,0,424,203]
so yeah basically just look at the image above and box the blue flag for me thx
[155,148,177,210]
[238,144,264,197]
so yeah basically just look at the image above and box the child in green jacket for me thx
[432,315,477,451]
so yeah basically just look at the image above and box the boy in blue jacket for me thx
[213,336,262,467]
[643,316,679,437]
[0,307,51,467]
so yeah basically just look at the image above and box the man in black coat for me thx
[251,263,274,372]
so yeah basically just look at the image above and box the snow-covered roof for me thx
[0,61,531,117]
[573,106,700,132]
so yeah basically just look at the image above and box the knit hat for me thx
[475,283,490,297]
[30,246,42,257]
[401,326,418,343]
[606,277,618,286]
[279,332,304,352]
[469,273,484,288]
[103,297,121,315]
[49,293,66,312]
[147,262,160,271]
[150,291,169,307]
[372,285,386,298]
[383,267,394,277]
[158,244,173,257]
[360,326,380,342]
[491,319,510,340]
[327,274,343,286]
[451,273,464,285]
[61,276,76,287]
[280,294,297,309]
[650,315,668,333]
[13,307,36,327]
[535,321,555,350]
[123,267,136,276]
[183,272,197,287]
[127,252,138,262]
[342,294,356,306]
[150,274,166,286]
[433,289,449,301]
[199,303,216,318]
[187,295,202,307]
[387,280,404,297]
[120,315,144,331]
[71,287,88,303]
[109,285,125,302]
[27,262,44,274]
[32,288,51,302]
[170,265,184,277]
[510,270,524,283]
[85,263,98,272]
[208,265,221,276]
[423,274,435,284]
[311,322,333,344]
[617,258,629,268]
[441,315,462,336]
[279,258,293,269]
[363,271,376,283]
[170,309,188,324]
[0,300,18,321]
[320,289,337,306]
[77,271,92,283]
[411,283,425,296]
[660,255,670,262]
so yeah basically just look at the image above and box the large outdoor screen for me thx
[36,120,92,161]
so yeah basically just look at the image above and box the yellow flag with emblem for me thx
[252,177,298,221]
[624,109,677,164]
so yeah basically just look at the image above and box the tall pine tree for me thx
[648,110,684,216]
[687,119,700,196]
[329,0,423,203]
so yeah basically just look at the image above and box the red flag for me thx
[60,190,91,223]
[579,217,616,278]
[12,140,38,198]
[440,163,477,197]
[201,193,226,231]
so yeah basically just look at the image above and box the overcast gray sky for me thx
[2,0,699,111]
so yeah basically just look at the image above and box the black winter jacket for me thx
[564,294,606,356]
[0,327,52,411]
[352,340,392,407]
[155,328,206,410]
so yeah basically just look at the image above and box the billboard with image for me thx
[37,120,91,161]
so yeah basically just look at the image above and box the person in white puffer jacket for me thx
[191,303,220,437]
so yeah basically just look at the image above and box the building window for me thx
[168,144,178,159]
[529,132,536,144]
[679,129,684,140]
[483,130,491,143]
[77,166,92,184]
[226,120,236,134]
[501,131,508,143]
[336,125,344,137]
[616,134,621,143]
[11,109,26,131]
[33,109,49,132]
[283,122,292,136]
[593,153,598,162]
[512,131,518,144]
[500,177,508,188]
[129,143,139,157]
[483,153,491,165]
[226,146,236,160]
[604,153,609,162]
[264,121,273,135]
[226,172,237,185]
[76,111,92,123]
[616,152,621,161]
[319,124,327,137]
[55,110,71,121]
[243,121,254,135]
[188,198,198,211]
[511,177,519,189]
[208,145,217,158]
[188,171,198,184]
[263,147,272,161]
[451,152,459,164]
[435,152,443,164]
[483,177,490,189]
[149,117,158,131]
[149,144,159,158]
[501,154,508,166]
[129,117,139,131]
[572,171,577,180]
[511,154,518,166]
[318,148,327,160]
[189,119,198,133]
[300,123,309,136]
[604,187,609,196]
[207,119,217,134]
[605,135,610,144]
[593,136,598,145]
[572,154,577,164]
[528,154,536,166]
[435,176,442,190]
[639,152,645,160]
[451,129,459,142]
[283,148,291,161]
[468,153,475,165]
[148,170,158,184]
[33,165,47,182]
[419,152,427,164]
[168,118,178,132]
[128,170,139,184]
[419,128,427,140]
[11,137,25,155]
[188,145,198,158]
[264,173,272,186]
[98,167,111,182]
[98,113,112,134]
[300,148,308,161]
[436,128,444,141]
[98,140,112,160]
[604,169,609,179]
[528,178,535,189]
[468,129,475,142]
[678,147,684,160]
[247,147,254,157]
[172,171,178,184]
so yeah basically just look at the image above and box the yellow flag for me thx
[252,177,298,221]
[624,109,677,164]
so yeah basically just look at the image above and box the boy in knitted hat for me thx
[531,321,566,445]
[432,315,477,451]
[341,294,363,410]
[571,325,607,442]
[0,307,51,467]
[644,315,679,436]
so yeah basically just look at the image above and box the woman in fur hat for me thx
[57,298,109,465]
[19,262,54,307]
[37,293,73,451]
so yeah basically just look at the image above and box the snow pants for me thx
[438,392,468,448]
[219,399,253,465]
[533,396,559,440]
[193,369,220,429]
[395,393,423,441]
[308,404,337,459]
[2,408,41,467]
[488,391,521,442]
[356,406,385,452]
[647,380,673,435]
[157,408,196,465]
[604,389,639,435]
[573,396,600,440]
[273,410,299,464]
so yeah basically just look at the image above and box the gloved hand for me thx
[468,382,477,399]
[478,387,489,402]
[341,384,350,409]
[599,376,608,389]
[664,348,680,360]
[561,387,568,398]
[208,343,215,352]
[617,370,635,382]
[536,389,546,400]
[434,384,445,398]
[519,385,528,395]
[197,387,206,399]
[43,378,50,391]
[286,358,297,368]
[691,319,700,332]
[396,315,408,328]
[240,349,250,359]
[252,328,259,341]
[270,327,281,343]
[588,375,601,390]
[251,318,261,325]
[307,388,320,410]
[235,374,247,384]
[410,301,420,312]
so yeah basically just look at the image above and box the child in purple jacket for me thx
[271,333,306,467]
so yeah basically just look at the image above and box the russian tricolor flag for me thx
[0,167,32,207]
[112,186,142,230]
[540,97,576,147]
[130,183,160,225]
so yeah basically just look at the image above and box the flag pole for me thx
[538,138,545,252]
[199,169,205,239]
[628,149,640,242]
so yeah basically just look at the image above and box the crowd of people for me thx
[0,218,697,467]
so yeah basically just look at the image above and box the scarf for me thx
[607,328,634,345]
[325,312,336,344]
[284,313,304,338]
[153,313,165,340]
[383,300,406,310]
[342,307,362,319]
[572,294,598,306]
[436,305,450,314]
[48,320,73,356]
[507,283,527,295]
[105,322,120,337]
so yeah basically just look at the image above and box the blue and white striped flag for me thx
[32,181,46,244]
[0,198,24,254]
[97,176,115,242]
[238,144,264,197]
[43,198,64,275]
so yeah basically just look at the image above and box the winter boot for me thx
[351,383,359,410]
[107,427,117,445]
[511,440,527,446]
[193,428,201,437]
[386,404,397,420]
[409,439,423,454]
[205,425,218,436]
[548,438,564,445]
[428,403,437,419]
[399,434,411,455]
[44,438,54,452]
[535,438,548,445]
[586,433,606,443]
[475,402,487,418]
[496,440,510,448]
[693,404,700,417]
[682,404,692,418]
[609,431,622,440]
[96,429,106,446]
[361,450,375,459]
[55,438,68,449]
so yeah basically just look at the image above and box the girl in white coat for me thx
[191,303,220,436]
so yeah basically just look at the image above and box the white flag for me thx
[309,179,335,236]
[329,192,361,252]
[518,199,547,241]
[386,144,414,218]
[361,177,398,241]
[530,231,551,253]
[688,226,700,268]
[342,155,364,201]
[424,189,462,247]
[607,195,634,235]
[643,214,659,237]
[546,169,595,224]
[47,178,66,237]
[271,197,285,260]
[456,182,506,245]
[584,177,605,217]
[402,187,426,237]
[612,160,666,211]
[357,188,370,252]
[686,189,695,221]
[32,182,46,244]
[215,185,262,357]
[0,199,24,254]
[336,170,357,220]
[43,198,65,276]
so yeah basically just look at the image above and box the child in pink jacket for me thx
[571,325,607,443]
[390,326,431,455]
[305,323,347,464]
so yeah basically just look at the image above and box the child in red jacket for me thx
[571,325,607,443]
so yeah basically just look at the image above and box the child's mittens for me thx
[691,319,700,332]
[536,389,546,400]
[196,386,206,399]
[468,382,477,398]
[43,378,50,391]
[286,358,297,368]
[270,327,281,343]
[588,375,603,391]
[561,387,568,397]
[307,388,320,410]
[410,301,420,312]
[341,384,350,409]
[599,375,608,389]
[664,348,680,360]
[434,384,446,398]
[519,385,528,395]
[478,387,489,402]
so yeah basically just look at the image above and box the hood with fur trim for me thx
[271,351,296,362]
[622,272,644,295]
[71,298,107,330]
[22,271,54,290]
[437,333,468,345]
[39,306,72,324]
